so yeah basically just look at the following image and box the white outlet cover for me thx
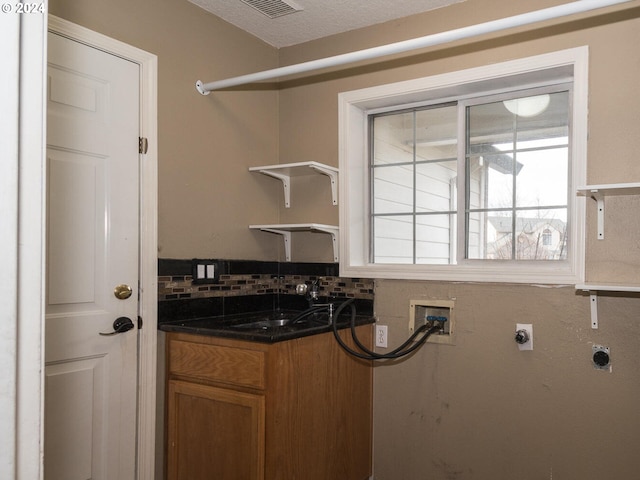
[375,325,388,348]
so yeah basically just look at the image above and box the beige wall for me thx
[277,1,640,478]
[49,0,640,478]
[49,0,283,260]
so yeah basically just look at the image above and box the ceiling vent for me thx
[240,0,303,19]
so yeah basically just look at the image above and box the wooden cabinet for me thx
[167,381,265,480]
[166,327,373,480]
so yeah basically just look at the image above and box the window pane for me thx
[515,91,569,148]
[373,165,414,214]
[373,216,413,263]
[414,106,458,160]
[372,112,414,165]
[469,210,569,260]
[371,104,459,265]
[465,89,570,262]
[467,154,514,210]
[514,210,568,260]
[416,214,457,264]
[467,211,489,259]
[416,160,457,213]
[515,147,568,208]
[467,101,514,155]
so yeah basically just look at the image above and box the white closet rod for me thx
[196,0,629,95]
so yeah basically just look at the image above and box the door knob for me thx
[114,284,133,300]
[100,317,135,336]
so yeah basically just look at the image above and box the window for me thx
[371,103,459,265]
[370,88,570,264]
[339,48,587,284]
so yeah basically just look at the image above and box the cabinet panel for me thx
[169,339,265,389]
[166,330,373,480]
[167,380,265,480]
[266,326,373,480]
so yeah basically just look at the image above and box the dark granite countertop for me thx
[158,308,374,343]
[158,294,375,343]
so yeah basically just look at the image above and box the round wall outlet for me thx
[592,345,611,371]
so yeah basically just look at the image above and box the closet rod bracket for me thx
[195,80,210,96]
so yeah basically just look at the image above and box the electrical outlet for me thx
[592,345,611,371]
[375,325,388,348]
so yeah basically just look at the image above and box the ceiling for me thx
[188,0,464,48]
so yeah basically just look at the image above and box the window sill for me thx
[340,262,581,285]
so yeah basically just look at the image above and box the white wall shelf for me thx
[249,161,338,208]
[576,182,640,240]
[575,182,640,329]
[576,283,640,293]
[249,223,339,262]
[575,284,640,330]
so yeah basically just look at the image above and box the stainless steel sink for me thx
[228,309,333,330]
[229,318,293,330]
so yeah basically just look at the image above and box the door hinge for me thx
[138,316,143,329]
[139,137,148,154]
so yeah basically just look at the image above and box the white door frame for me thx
[1,10,47,480]
[2,14,157,480]
[47,15,159,479]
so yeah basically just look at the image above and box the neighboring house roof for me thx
[488,216,566,234]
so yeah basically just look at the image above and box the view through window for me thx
[370,89,570,265]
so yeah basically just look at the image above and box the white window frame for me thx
[338,47,588,284]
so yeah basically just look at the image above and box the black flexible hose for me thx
[287,304,333,325]
[331,298,440,361]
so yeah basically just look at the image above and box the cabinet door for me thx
[167,380,265,480]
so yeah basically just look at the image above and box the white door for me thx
[45,31,140,480]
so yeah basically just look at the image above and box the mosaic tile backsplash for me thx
[158,259,375,302]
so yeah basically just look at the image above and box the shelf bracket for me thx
[310,225,339,262]
[589,191,605,240]
[250,223,339,262]
[308,164,338,206]
[258,227,293,261]
[589,291,598,329]
[256,170,292,208]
